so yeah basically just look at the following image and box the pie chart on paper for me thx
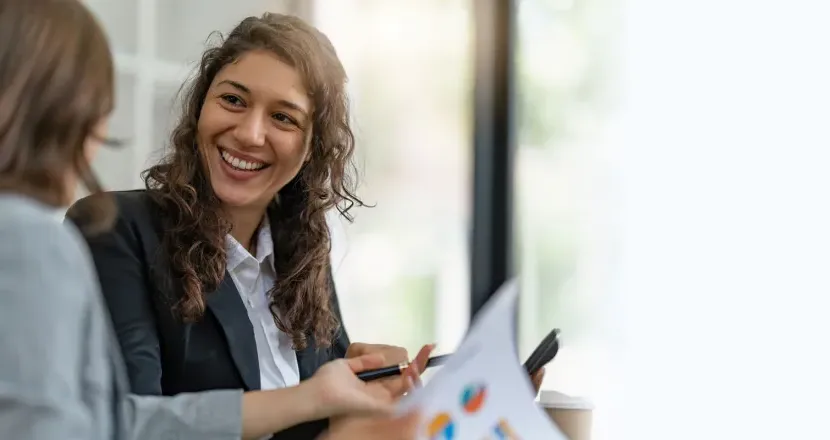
[460,383,487,414]
[426,412,455,440]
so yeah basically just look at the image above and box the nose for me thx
[233,111,266,148]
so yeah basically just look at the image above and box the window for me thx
[514,0,618,437]
[312,1,473,354]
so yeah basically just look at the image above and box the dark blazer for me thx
[67,190,350,440]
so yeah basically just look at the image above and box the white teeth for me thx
[221,149,266,171]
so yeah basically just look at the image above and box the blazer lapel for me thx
[206,274,261,390]
[295,338,322,381]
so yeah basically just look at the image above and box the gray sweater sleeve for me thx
[120,391,244,440]
[0,209,101,438]
[0,200,244,440]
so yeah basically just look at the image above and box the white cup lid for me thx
[539,390,595,410]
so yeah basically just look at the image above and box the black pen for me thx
[357,354,451,381]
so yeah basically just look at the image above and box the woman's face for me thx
[197,49,312,211]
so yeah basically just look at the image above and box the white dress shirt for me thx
[225,218,300,390]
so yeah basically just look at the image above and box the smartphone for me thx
[523,328,560,375]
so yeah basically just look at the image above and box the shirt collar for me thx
[225,215,274,272]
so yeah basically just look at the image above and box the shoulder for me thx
[67,189,165,242]
[0,195,96,297]
[0,195,86,257]
[69,189,156,225]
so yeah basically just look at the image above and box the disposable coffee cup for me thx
[539,390,594,440]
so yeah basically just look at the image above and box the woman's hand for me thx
[530,367,546,396]
[241,354,415,440]
[317,412,422,440]
[345,343,434,398]
[304,354,402,420]
[324,345,428,430]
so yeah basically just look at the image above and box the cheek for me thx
[265,133,310,186]
[196,103,230,145]
[196,110,213,145]
[196,108,227,171]
[83,141,100,164]
[275,131,310,166]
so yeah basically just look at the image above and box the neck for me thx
[227,205,267,252]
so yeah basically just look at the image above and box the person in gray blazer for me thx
[0,1,423,439]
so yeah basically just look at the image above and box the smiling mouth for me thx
[219,147,270,171]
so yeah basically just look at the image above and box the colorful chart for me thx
[426,412,455,440]
[492,419,520,440]
[460,383,487,413]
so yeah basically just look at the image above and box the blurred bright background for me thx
[81,0,830,438]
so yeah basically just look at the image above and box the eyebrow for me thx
[217,79,309,118]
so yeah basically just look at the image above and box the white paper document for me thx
[396,280,567,440]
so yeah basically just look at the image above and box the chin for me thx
[205,150,274,209]
[211,184,260,209]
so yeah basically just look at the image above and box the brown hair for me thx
[143,13,362,349]
[0,0,116,232]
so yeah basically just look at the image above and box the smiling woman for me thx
[198,51,312,220]
[66,12,429,440]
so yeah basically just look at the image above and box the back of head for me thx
[0,0,115,231]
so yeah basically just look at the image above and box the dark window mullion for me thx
[470,0,517,323]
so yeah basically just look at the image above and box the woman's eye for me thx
[220,95,244,106]
[272,113,294,125]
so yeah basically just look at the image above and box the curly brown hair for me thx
[142,13,362,350]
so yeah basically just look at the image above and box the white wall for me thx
[605,0,830,438]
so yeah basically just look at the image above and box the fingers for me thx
[376,357,421,398]
[371,370,415,398]
[345,353,387,372]
[533,367,545,383]
[374,344,435,398]
[402,344,433,392]
[346,342,408,366]
[383,345,409,365]
[375,368,416,398]
[409,344,434,376]
[344,342,435,399]
[402,361,420,393]
[531,367,546,393]
[344,342,369,358]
